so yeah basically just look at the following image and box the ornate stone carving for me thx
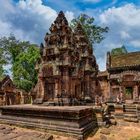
[33,11,98,104]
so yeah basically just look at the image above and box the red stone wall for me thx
[98,78,109,101]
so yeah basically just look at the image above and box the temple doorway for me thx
[125,87,133,100]
[45,82,55,101]
[112,88,119,102]
[75,85,80,98]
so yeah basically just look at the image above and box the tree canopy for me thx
[13,45,40,91]
[0,14,109,91]
[0,35,30,65]
[0,47,7,80]
[111,45,128,56]
[70,14,109,46]
[0,34,40,91]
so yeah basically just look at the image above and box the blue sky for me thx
[43,0,140,12]
[0,0,140,71]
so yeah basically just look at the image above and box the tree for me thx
[0,47,7,80]
[0,66,5,80]
[111,45,128,55]
[12,45,40,92]
[0,34,40,91]
[70,14,109,46]
[0,34,30,65]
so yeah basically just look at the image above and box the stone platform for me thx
[0,105,97,140]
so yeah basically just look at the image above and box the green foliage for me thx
[111,45,128,55]
[0,34,29,64]
[70,14,109,46]
[0,65,5,80]
[125,87,133,95]
[13,45,40,92]
[0,34,40,92]
[0,46,7,79]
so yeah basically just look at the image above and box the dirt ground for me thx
[0,121,140,140]
[87,120,140,140]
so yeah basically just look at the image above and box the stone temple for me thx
[33,11,98,105]
[98,51,140,103]
[0,10,140,140]
[0,11,99,140]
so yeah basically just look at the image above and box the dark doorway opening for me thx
[125,87,133,100]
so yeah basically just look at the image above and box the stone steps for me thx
[124,113,137,118]
[124,106,137,109]
[124,109,137,113]
[137,111,140,120]
[124,117,138,122]
[123,104,138,123]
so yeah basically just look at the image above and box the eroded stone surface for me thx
[0,124,78,140]
[87,120,140,140]
[1,121,140,140]
[0,105,96,139]
[32,11,98,105]
[100,128,110,135]
[0,124,53,140]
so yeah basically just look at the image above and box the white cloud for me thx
[1,1,140,71]
[15,0,57,42]
[18,0,57,21]
[0,0,75,74]
[0,0,58,43]
[65,11,74,22]
[130,40,140,47]
[0,0,75,43]
[100,4,140,27]
[120,31,130,39]
[95,3,140,70]
[0,21,12,37]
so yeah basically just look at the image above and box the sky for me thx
[0,0,140,71]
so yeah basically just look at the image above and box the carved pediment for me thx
[122,75,135,81]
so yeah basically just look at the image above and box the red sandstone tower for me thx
[33,11,98,105]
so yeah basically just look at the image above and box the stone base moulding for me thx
[0,105,98,140]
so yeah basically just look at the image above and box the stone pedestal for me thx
[0,105,97,140]
[93,106,106,126]
[114,104,124,119]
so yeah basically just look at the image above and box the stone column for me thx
[87,76,90,96]
[3,92,6,105]
[40,78,45,100]
[9,94,12,105]
[63,67,69,97]
[69,76,72,96]
[119,86,123,102]
[84,75,91,100]
[136,85,139,98]
[71,79,75,97]
[54,79,59,98]
[35,77,45,103]
[79,82,82,99]
[109,80,112,100]
[20,92,24,104]
[108,80,111,99]
[133,85,138,101]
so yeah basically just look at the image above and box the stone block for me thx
[100,128,110,135]
[0,105,97,140]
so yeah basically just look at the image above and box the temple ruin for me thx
[0,10,140,140]
[33,11,98,105]
[0,75,29,105]
[32,11,140,106]
[98,51,140,103]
